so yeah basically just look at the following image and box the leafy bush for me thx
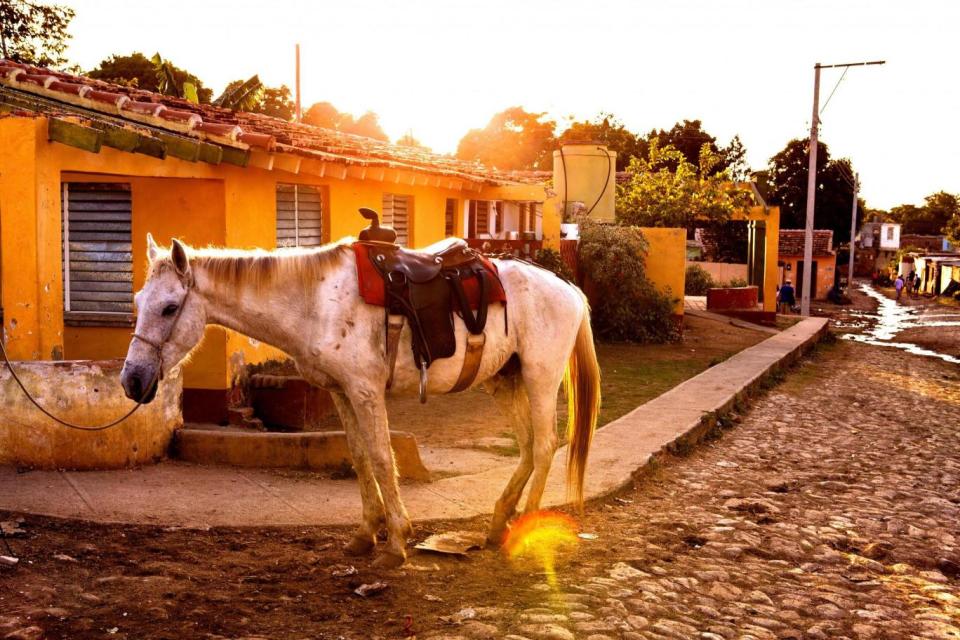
[727,277,749,288]
[685,264,715,295]
[532,247,574,281]
[578,221,680,343]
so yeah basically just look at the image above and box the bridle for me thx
[129,273,194,382]
[0,272,194,432]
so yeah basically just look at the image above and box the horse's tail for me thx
[564,293,601,506]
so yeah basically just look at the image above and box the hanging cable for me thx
[820,66,850,117]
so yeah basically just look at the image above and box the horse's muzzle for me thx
[121,364,159,404]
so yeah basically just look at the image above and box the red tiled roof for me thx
[779,229,834,257]
[0,59,543,186]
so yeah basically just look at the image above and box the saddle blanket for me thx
[352,242,507,310]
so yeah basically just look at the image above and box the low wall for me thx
[0,359,182,469]
[640,227,686,315]
[686,261,748,284]
[707,286,759,311]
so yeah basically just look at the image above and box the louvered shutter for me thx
[62,183,133,314]
[444,198,456,237]
[475,201,489,236]
[382,194,410,246]
[276,184,324,248]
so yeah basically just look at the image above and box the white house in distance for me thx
[856,221,901,275]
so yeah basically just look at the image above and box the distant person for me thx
[895,274,905,301]
[913,271,922,295]
[827,283,844,304]
[778,279,796,314]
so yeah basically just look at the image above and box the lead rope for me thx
[0,287,191,432]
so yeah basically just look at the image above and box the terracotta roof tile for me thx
[86,89,128,107]
[779,229,834,257]
[124,100,165,116]
[0,59,542,185]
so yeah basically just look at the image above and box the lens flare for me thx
[502,511,579,588]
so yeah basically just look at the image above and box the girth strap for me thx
[450,333,486,393]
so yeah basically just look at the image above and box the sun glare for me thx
[502,511,580,588]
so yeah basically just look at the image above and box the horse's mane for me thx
[148,238,353,290]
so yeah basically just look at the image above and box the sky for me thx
[60,0,959,210]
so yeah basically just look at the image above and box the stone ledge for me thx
[174,428,431,482]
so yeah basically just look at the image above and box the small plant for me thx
[685,264,715,296]
[726,277,749,288]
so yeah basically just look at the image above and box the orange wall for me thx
[639,227,686,315]
[779,255,837,300]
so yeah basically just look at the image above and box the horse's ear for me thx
[171,238,191,277]
[146,232,160,261]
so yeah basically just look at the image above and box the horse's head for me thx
[120,234,206,404]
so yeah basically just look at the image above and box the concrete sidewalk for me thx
[0,317,828,528]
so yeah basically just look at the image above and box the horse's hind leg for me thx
[521,373,563,514]
[345,384,412,569]
[487,374,533,547]
[330,390,385,556]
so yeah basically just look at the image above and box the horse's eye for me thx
[161,304,179,317]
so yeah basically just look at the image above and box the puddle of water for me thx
[840,284,960,365]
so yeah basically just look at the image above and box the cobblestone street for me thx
[3,340,960,640]
[417,339,960,640]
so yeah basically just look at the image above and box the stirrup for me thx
[419,360,428,404]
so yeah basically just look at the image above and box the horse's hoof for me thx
[485,531,504,549]
[344,536,376,556]
[371,551,405,569]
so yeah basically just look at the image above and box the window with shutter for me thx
[276,184,324,248]
[444,198,456,237]
[382,194,411,246]
[61,183,134,325]
[470,200,491,238]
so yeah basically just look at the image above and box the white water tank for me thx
[552,144,617,223]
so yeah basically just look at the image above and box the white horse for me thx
[121,234,601,568]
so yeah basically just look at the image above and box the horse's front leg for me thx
[330,390,385,556]
[345,384,412,569]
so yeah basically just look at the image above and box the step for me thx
[173,427,431,482]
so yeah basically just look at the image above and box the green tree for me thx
[0,0,74,67]
[946,209,960,245]
[456,106,557,170]
[217,77,295,120]
[615,140,752,229]
[559,113,646,171]
[302,101,389,140]
[87,52,213,103]
[645,120,749,179]
[890,193,960,237]
[762,138,860,244]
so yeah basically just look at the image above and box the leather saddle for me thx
[353,208,506,401]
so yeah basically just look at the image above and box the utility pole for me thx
[800,64,821,316]
[800,60,885,316]
[847,172,859,291]
[295,44,302,123]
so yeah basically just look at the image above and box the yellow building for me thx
[0,60,547,420]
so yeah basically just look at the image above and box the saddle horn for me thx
[358,207,398,243]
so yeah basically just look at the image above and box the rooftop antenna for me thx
[295,43,302,123]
